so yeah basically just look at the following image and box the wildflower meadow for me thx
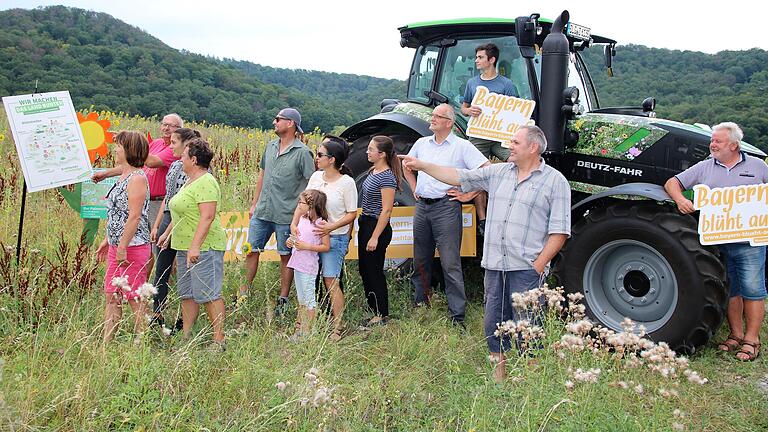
[0,110,766,431]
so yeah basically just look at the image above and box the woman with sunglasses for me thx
[292,135,357,341]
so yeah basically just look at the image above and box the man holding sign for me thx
[460,43,519,235]
[664,122,768,361]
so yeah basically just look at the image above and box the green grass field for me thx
[0,111,766,431]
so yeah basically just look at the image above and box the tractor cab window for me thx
[408,45,440,104]
[436,36,532,111]
[568,53,594,112]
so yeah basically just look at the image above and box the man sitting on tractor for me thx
[460,43,519,236]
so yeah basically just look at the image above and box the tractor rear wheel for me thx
[554,201,727,354]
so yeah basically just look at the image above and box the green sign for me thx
[80,169,116,219]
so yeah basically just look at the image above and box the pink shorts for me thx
[104,244,152,301]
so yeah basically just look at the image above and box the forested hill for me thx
[0,6,766,150]
[583,45,768,150]
[0,6,403,132]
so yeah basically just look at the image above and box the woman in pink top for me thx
[286,189,330,338]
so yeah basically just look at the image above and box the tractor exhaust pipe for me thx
[540,10,570,154]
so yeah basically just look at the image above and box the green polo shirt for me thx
[253,137,316,224]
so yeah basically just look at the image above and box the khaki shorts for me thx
[469,137,510,162]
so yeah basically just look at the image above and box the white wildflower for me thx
[564,380,575,390]
[683,369,708,385]
[136,283,158,302]
[312,387,332,407]
[275,382,287,391]
[572,368,601,383]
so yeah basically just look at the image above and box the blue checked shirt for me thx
[459,159,571,271]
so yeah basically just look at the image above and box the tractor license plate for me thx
[567,22,591,41]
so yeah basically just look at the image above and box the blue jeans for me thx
[719,243,767,300]
[483,269,544,353]
[319,235,349,278]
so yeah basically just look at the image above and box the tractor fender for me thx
[572,182,671,219]
[340,112,431,143]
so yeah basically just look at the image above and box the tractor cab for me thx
[399,16,611,134]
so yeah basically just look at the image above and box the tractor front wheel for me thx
[555,201,727,354]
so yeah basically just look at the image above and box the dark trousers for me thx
[153,212,177,314]
[358,215,393,317]
[411,198,466,320]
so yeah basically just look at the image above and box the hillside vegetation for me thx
[1,6,766,150]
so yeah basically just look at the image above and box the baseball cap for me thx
[276,108,303,134]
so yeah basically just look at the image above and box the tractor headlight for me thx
[563,86,580,105]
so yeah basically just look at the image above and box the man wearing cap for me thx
[400,125,571,382]
[92,113,183,276]
[402,103,489,327]
[664,121,768,362]
[240,108,315,314]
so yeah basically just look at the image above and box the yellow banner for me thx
[221,205,477,262]
[693,183,768,246]
[466,85,536,143]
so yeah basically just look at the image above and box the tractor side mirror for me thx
[604,43,616,77]
[515,13,540,58]
[423,90,448,105]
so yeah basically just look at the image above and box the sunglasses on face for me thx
[316,152,330,158]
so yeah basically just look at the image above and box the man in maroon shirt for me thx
[93,113,183,277]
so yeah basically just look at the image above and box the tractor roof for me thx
[398,16,615,48]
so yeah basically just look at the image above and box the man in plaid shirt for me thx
[400,125,571,382]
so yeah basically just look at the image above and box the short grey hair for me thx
[434,103,456,123]
[164,113,184,128]
[520,125,547,154]
[712,122,743,145]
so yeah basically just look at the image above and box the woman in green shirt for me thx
[158,138,227,349]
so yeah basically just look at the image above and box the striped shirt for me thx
[459,159,571,271]
[361,169,398,218]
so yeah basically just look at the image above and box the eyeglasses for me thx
[431,113,451,121]
[161,122,180,128]
[274,117,288,122]
[316,152,330,158]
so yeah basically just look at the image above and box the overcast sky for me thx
[3,1,767,79]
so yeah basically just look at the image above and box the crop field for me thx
[0,111,766,431]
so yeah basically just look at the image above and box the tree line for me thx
[0,6,765,151]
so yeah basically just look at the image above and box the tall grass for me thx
[0,110,766,431]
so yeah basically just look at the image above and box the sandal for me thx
[717,334,742,352]
[329,328,343,342]
[736,341,761,362]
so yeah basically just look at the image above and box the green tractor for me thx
[340,11,767,354]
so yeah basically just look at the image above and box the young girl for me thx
[286,189,331,337]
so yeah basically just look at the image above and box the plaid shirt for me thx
[459,159,571,271]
